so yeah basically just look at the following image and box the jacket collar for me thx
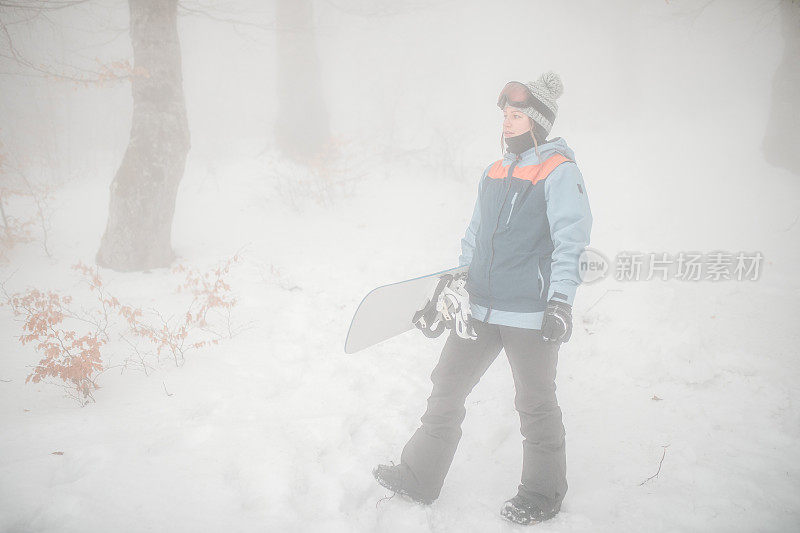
[503,137,572,164]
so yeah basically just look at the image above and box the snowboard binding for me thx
[412,272,478,341]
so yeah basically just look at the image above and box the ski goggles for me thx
[497,81,535,110]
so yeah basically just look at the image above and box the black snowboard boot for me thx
[500,494,559,525]
[372,463,435,505]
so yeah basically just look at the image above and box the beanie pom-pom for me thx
[539,71,564,99]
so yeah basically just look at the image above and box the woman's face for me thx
[503,106,533,138]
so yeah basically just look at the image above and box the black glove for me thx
[541,299,572,343]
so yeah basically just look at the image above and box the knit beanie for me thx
[520,71,564,142]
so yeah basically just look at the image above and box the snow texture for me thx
[1,1,799,531]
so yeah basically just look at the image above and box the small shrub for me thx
[1,255,241,404]
[269,136,367,210]
[4,289,103,405]
[0,140,54,260]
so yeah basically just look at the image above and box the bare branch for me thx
[320,0,458,18]
[639,445,670,486]
[0,1,130,83]
[176,1,276,31]
[0,1,91,12]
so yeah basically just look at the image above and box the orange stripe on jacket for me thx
[486,154,572,184]
[487,160,506,180]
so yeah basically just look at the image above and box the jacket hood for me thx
[503,136,575,164]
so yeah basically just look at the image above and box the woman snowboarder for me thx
[373,71,593,525]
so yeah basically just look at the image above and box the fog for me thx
[3,1,792,168]
[1,0,798,531]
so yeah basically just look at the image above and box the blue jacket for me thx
[459,137,592,329]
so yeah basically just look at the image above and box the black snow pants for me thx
[399,318,567,510]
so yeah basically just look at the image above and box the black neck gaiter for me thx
[504,131,535,155]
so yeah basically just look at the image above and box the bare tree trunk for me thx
[274,0,330,161]
[762,0,800,175]
[96,0,190,271]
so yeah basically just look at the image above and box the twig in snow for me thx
[162,381,173,397]
[639,444,670,485]
[777,213,799,233]
[375,491,395,508]
[586,289,623,313]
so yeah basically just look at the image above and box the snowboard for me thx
[344,265,470,354]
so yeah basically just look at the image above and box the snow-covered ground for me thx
[1,0,799,529]
[1,123,798,532]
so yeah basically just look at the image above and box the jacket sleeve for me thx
[458,174,484,267]
[544,162,593,306]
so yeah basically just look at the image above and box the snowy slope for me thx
[2,0,798,529]
[1,123,799,533]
